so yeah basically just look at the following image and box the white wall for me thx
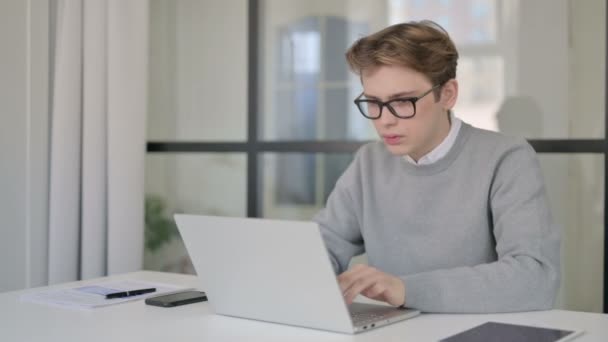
[0,0,49,291]
[569,0,605,138]
[561,0,606,313]
[515,0,570,138]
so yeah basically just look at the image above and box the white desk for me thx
[1,271,607,341]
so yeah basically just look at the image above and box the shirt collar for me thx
[404,111,462,166]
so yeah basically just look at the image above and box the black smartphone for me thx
[145,290,207,308]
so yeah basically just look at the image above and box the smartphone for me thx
[145,290,207,308]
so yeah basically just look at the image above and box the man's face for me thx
[360,64,455,159]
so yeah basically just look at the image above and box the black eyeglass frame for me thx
[354,84,442,119]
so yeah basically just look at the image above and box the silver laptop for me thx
[174,214,420,334]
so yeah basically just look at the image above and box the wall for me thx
[562,0,606,313]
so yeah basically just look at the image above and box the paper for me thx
[20,280,188,310]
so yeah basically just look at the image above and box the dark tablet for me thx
[440,321,583,342]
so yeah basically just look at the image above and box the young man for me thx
[314,21,560,313]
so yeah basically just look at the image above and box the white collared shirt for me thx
[404,111,462,165]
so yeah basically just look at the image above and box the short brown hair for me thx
[346,20,458,88]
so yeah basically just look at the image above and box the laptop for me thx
[174,214,420,334]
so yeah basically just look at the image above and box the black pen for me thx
[105,288,156,299]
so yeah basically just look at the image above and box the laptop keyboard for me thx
[348,303,419,330]
[350,311,387,325]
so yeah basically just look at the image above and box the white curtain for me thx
[48,0,149,283]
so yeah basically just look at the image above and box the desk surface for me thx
[1,271,607,342]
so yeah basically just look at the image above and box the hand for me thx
[337,264,406,307]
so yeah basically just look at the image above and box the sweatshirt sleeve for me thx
[401,142,561,313]
[313,154,365,275]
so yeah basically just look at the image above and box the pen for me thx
[105,288,156,299]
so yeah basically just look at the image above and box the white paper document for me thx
[20,280,188,310]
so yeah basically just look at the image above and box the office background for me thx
[1,0,606,314]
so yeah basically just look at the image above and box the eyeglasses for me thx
[353,84,441,120]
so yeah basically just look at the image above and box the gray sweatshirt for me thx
[314,122,560,313]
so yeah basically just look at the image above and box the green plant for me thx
[145,194,179,252]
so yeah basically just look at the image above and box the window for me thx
[146,0,608,313]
